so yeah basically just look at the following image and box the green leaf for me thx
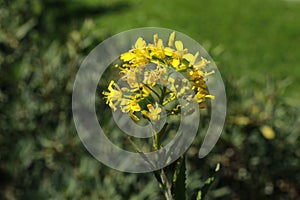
[215,163,221,172]
[16,19,36,40]
[196,191,202,200]
[198,163,221,199]
[172,156,186,200]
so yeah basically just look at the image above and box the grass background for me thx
[97,0,300,98]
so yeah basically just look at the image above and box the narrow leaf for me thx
[172,156,186,200]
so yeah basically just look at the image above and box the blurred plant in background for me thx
[1,0,158,199]
[1,0,300,199]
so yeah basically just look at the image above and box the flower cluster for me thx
[102,32,214,121]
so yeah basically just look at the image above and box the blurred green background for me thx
[1,0,300,199]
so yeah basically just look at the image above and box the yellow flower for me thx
[120,97,141,121]
[142,103,162,121]
[121,67,143,88]
[187,69,204,81]
[164,39,189,71]
[176,78,192,97]
[148,35,165,62]
[102,81,123,111]
[183,52,199,66]
[156,65,168,85]
[120,98,141,113]
[167,77,176,92]
[143,65,168,86]
[163,92,176,106]
[183,51,210,70]
[103,32,214,122]
[194,88,215,103]
[120,37,150,67]
[165,40,185,55]
[194,57,210,70]
[143,70,159,86]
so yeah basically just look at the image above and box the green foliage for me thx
[217,77,300,199]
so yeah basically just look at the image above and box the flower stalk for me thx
[102,32,215,199]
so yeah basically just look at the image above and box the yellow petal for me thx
[183,53,195,63]
[107,80,115,91]
[156,107,162,113]
[135,37,146,49]
[164,47,174,56]
[168,32,175,47]
[184,52,199,66]
[175,40,183,51]
[153,34,158,46]
[205,95,215,99]
[172,58,180,68]
[109,102,117,111]
[183,53,193,60]
[131,102,141,111]
[147,104,154,112]
[157,39,164,48]
[120,52,135,61]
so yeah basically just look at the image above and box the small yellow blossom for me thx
[142,103,162,121]
[121,67,142,88]
[143,70,159,86]
[102,81,123,111]
[183,52,199,66]
[120,97,141,121]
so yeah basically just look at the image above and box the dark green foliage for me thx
[0,1,159,199]
[187,77,300,199]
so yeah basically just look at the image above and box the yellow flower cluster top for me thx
[102,32,214,121]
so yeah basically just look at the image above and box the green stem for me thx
[144,84,161,100]
[153,130,159,151]
[152,123,174,200]
[159,86,167,104]
[160,169,173,200]
[150,85,175,200]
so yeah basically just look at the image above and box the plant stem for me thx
[152,123,174,200]
[144,84,161,101]
[160,169,173,200]
[151,85,175,200]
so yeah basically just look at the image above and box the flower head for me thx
[102,32,214,121]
